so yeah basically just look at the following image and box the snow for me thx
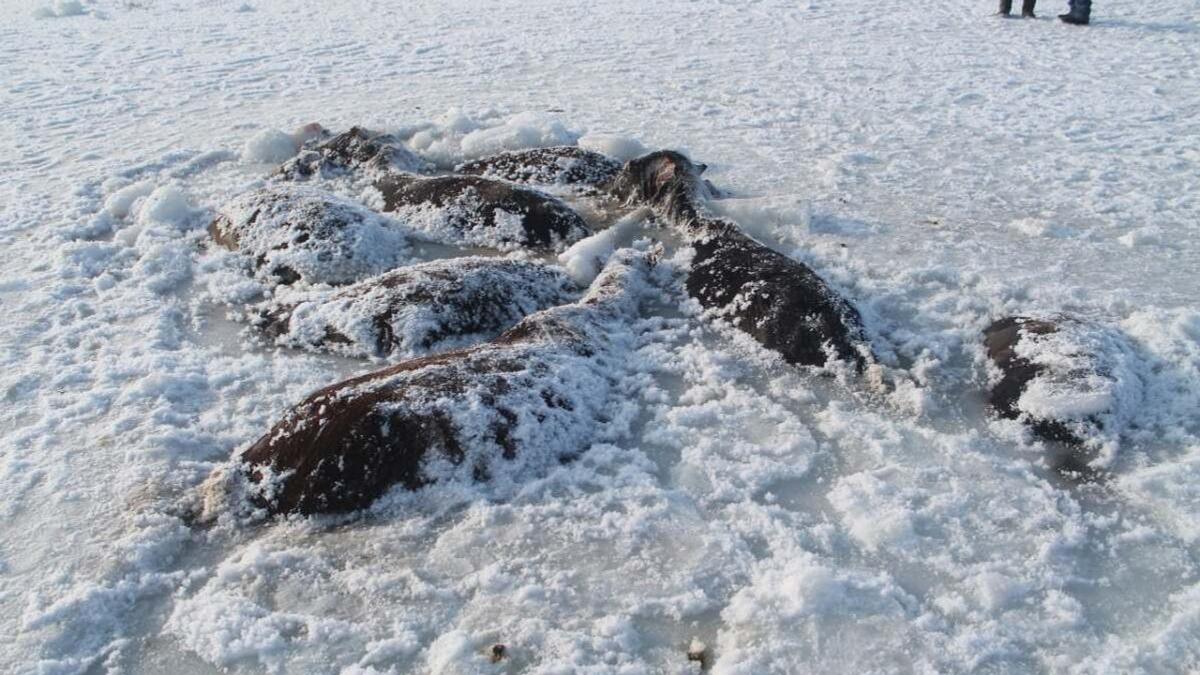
[240,129,300,165]
[2,0,1200,673]
[578,133,649,163]
[556,209,647,285]
[33,0,85,19]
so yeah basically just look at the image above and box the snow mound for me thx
[578,132,649,163]
[33,0,85,18]
[241,129,300,164]
[557,210,647,285]
[136,185,197,229]
[408,109,579,168]
[103,180,156,220]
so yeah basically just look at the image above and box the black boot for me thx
[1059,0,1090,24]
[999,0,1013,16]
[1022,0,1037,17]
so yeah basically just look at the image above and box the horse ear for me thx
[696,163,708,174]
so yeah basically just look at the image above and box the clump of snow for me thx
[827,469,917,553]
[241,129,300,164]
[578,132,649,163]
[557,209,647,285]
[103,181,155,220]
[407,109,579,168]
[1008,218,1079,239]
[136,185,197,229]
[33,0,85,18]
[1118,226,1165,248]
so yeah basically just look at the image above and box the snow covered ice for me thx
[2,0,1200,673]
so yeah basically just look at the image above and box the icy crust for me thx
[455,146,622,190]
[276,126,427,181]
[209,185,414,286]
[257,257,579,360]
[985,316,1144,464]
[372,174,591,253]
[214,248,656,517]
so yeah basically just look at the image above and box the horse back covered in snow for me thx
[610,150,871,368]
[206,248,656,517]
[984,315,1144,468]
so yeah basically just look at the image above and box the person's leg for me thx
[1022,0,1037,17]
[1060,0,1091,24]
[999,0,1013,16]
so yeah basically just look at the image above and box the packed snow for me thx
[2,0,1199,673]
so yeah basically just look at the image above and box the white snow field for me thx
[2,0,1200,672]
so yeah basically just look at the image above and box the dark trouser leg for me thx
[1060,0,1091,24]
[1022,0,1037,17]
[999,0,1013,15]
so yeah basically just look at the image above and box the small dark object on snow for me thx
[457,146,622,189]
[686,641,709,670]
[374,173,591,251]
[489,644,507,663]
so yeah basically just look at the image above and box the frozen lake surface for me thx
[1,0,1198,672]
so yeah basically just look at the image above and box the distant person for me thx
[1059,0,1091,24]
[998,0,1036,18]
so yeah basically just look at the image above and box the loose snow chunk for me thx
[34,0,85,18]
[426,630,491,675]
[241,129,300,164]
[578,132,649,163]
[409,109,579,167]
[210,185,413,286]
[828,470,918,553]
[557,211,646,285]
[136,185,197,229]
[103,181,155,220]
[459,112,578,161]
